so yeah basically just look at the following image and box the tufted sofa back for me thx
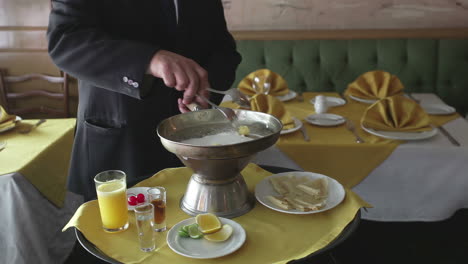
[232,29,468,115]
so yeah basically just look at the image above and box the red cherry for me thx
[137,193,146,203]
[128,195,137,206]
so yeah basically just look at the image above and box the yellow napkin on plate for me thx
[0,105,17,131]
[250,93,295,130]
[346,70,404,100]
[361,95,432,132]
[238,69,289,96]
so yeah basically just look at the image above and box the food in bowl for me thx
[181,131,253,146]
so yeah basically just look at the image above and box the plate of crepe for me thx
[255,171,345,214]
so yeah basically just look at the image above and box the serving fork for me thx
[196,94,238,122]
[207,88,250,108]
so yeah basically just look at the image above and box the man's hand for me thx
[148,50,210,112]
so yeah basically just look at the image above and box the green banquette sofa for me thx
[231,29,468,116]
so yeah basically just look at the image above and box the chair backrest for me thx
[0,68,70,118]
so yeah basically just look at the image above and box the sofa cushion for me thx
[234,37,468,115]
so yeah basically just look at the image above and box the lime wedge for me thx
[178,229,189,237]
[188,224,203,239]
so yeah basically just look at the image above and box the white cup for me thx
[314,95,329,114]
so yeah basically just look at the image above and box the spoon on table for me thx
[19,119,47,134]
[0,141,6,152]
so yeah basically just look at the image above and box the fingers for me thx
[149,50,209,104]
[178,98,191,113]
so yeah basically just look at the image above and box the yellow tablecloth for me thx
[276,92,459,187]
[223,92,460,188]
[0,118,76,207]
[64,164,370,264]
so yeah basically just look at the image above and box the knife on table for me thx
[299,122,310,141]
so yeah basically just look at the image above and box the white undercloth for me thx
[0,173,83,264]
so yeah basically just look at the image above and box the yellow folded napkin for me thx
[346,70,404,100]
[250,93,295,130]
[238,69,289,96]
[0,105,17,131]
[361,95,432,132]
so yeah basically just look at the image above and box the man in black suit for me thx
[47,0,241,201]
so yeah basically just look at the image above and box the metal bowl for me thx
[157,109,282,218]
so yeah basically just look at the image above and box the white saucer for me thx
[0,116,22,133]
[310,96,346,107]
[421,103,456,115]
[348,94,378,104]
[305,114,345,127]
[126,187,150,211]
[166,217,246,259]
[276,90,297,102]
[361,125,438,140]
[280,117,302,134]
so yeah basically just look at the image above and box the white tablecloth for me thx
[252,93,468,222]
[0,172,82,264]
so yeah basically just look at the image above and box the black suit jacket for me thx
[47,0,241,200]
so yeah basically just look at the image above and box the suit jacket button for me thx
[133,82,139,88]
[128,79,134,85]
[123,76,128,82]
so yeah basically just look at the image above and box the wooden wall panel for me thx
[224,0,468,30]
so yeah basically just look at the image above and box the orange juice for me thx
[97,181,128,231]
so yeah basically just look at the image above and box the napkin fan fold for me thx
[346,70,404,100]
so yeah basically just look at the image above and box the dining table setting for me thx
[0,107,81,264]
[64,164,369,264]
[225,69,468,222]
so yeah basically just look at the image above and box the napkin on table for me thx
[345,70,404,100]
[0,105,17,131]
[238,69,289,96]
[361,95,432,132]
[250,93,295,130]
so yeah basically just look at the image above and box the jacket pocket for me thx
[83,120,126,176]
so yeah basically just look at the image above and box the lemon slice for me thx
[203,224,233,242]
[195,213,222,234]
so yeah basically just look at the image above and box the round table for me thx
[75,165,361,264]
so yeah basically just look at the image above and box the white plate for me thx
[348,94,378,104]
[255,171,345,215]
[305,113,346,127]
[276,90,297,102]
[126,187,150,211]
[166,217,246,259]
[280,117,302,135]
[309,96,346,107]
[421,103,456,115]
[361,125,438,140]
[0,116,22,133]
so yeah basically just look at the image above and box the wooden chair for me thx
[0,68,70,118]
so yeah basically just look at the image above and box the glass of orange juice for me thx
[94,170,129,233]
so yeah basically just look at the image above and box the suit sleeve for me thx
[47,0,158,99]
[204,0,242,104]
